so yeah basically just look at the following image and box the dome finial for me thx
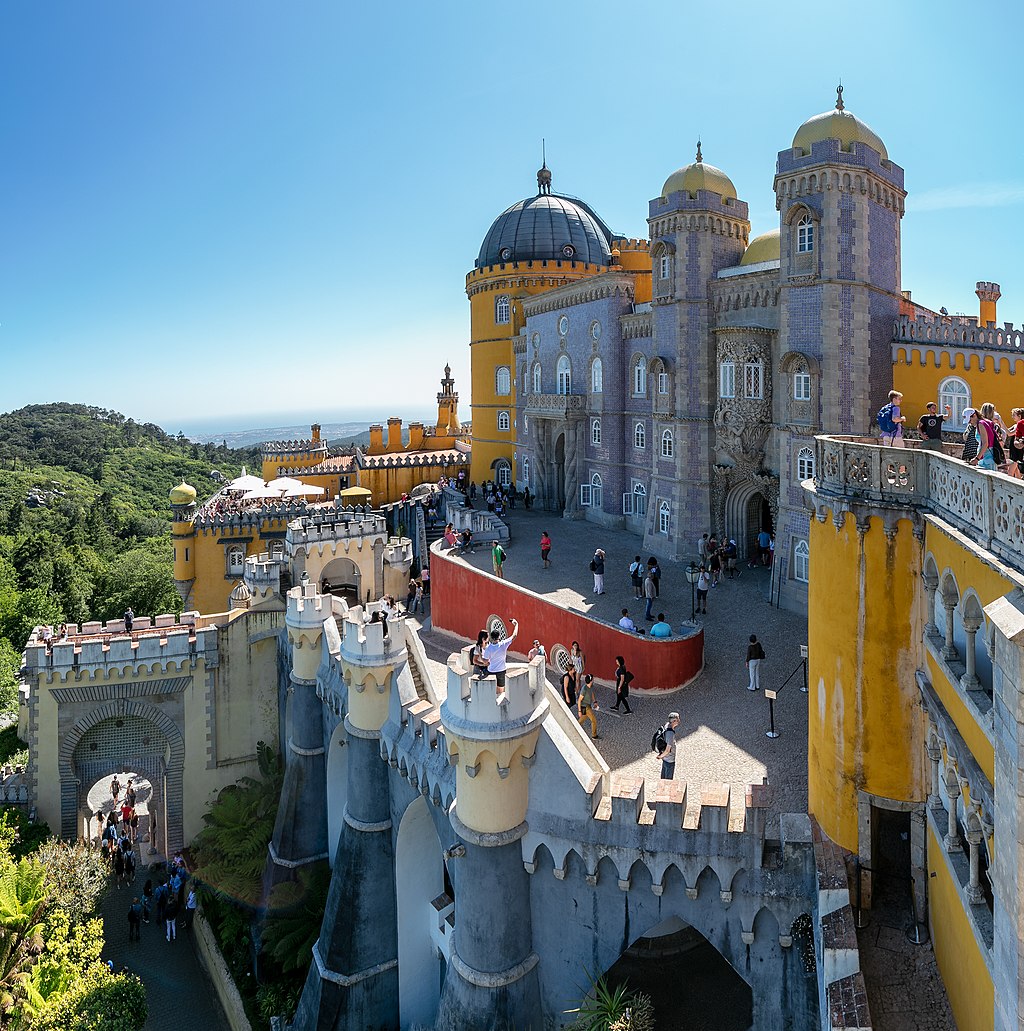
[696,138,703,163]
[537,138,552,195]
[836,82,844,111]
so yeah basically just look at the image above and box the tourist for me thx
[651,613,672,638]
[757,529,772,567]
[629,555,644,599]
[591,549,605,594]
[647,557,661,598]
[165,891,178,943]
[127,897,142,942]
[643,570,657,621]
[961,409,980,464]
[696,566,710,614]
[114,849,126,890]
[569,641,585,686]
[1008,408,1024,478]
[527,639,546,663]
[492,540,507,579]
[878,389,907,447]
[524,487,532,510]
[917,401,951,452]
[142,879,154,924]
[611,656,634,714]
[483,618,519,693]
[746,633,766,692]
[471,631,490,679]
[726,539,738,579]
[577,674,600,740]
[968,409,998,470]
[413,579,424,613]
[656,712,681,780]
[406,577,417,612]
[123,607,134,633]
[697,533,709,563]
[540,531,552,568]
[708,546,722,587]
[110,774,121,804]
[443,523,458,549]
[185,887,197,931]
[618,609,636,632]
[561,662,577,709]
[154,880,168,924]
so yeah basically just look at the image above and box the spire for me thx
[836,82,844,111]
[537,138,552,195]
[696,138,703,163]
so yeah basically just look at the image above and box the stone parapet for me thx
[893,313,1022,350]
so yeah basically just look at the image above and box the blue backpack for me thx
[877,403,896,434]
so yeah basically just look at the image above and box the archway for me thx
[395,796,446,1029]
[725,482,773,561]
[554,433,566,512]
[325,720,348,868]
[319,556,362,606]
[85,767,159,855]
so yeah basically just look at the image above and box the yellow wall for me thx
[356,461,466,508]
[807,511,925,851]
[927,822,994,1031]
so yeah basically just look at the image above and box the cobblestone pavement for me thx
[99,863,229,1031]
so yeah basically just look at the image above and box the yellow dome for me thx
[740,229,780,266]
[792,86,887,162]
[662,143,736,202]
[169,482,197,506]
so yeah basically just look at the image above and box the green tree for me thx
[0,858,49,1015]
[3,504,21,536]
[262,862,331,972]
[0,588,64,653]
[90,548,180,622]
[33,967,145,1031]
[35,841,107,927]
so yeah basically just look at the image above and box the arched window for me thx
[591,418,602,445]
[634,422,646,450]
[522,456,530,489]
[793,370,811,401]
[633,482,647,516]
[591,357,603,394]
[660,254,671,280]
[228,547,244,574]
[495,295,511,324]
[495,366,511,396]
[590,472,603,509]
[497,411,510,432]
[793,539,809,583]
[633,357,647,396]
[797,446,815,480]
[495,460,511,487]
[532,363,542,394]
[797,215,814,253]
[939,376,971,430]
[658,500,670,535]
[556,355,571,395]
[661,429,674,458]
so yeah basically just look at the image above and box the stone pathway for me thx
[100,864,228,1031]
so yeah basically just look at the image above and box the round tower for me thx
[170,482,197,608]
[435,650,549,1028]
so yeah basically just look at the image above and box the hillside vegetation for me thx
[0,403,260,719]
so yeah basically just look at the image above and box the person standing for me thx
[961,408,980,464]
[491,540,507,579]
[697,533,709,564]
[483,618,519,693]
[591,550,606,594]
[746,634,766,691]
[656,712,681,780]
[184,888,197,931]
[643,570,657,621]
[540,531,552,568]
[164,891,178,943]
[527,640,546,663]
[647,557,661,598]
[696,567,710,615]
[629,555,644,599]
[917,401,951,452]
[127,898,142,942]
[878,389,907,447]
[471,630,490,679]
[611,656,633,713]
[123,607,134,633]
[577,674,600,740]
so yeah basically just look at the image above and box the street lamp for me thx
[685,562,700,623]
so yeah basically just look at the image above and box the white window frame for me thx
[590,472,603,509]
[633,358,647,396]
[658,371,669,395]
[797,446,815,480]
[660,254,671,280]
[556,355,571,396]
[661,429,674,458]
[793,371,811,401]
[579,483,592,506]
[719,361,736,399]
[744,362,764,400]
[522,456,530,490]
[591,418,602,445]
[532,363,542,394]
[633,421,646,450]
[793,538,809,583]
[797,215,814,253]
[633,481,647,517]
[938,376,971,430]
[495,366,511,396]
[228,547,245,574]
[269,540,284,560]
[591,357,603,394]
[497,410,510,432]
[622,492,634,515]
[658,500,670,535]
[495,460,511,487]
[495,295,511,324]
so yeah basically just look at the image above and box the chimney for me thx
[310,423,321,444]
[386,417,403,452]
[407,422,425,450]
[976,282,1001,327]
[368,424,384,453]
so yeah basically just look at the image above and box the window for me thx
[797,446,815,480]
[591,418,602,445]
[660,254,671,280]
[590,473,603,509]
[579,483,592,506]
[793,371,811,401]
[797,215,814,253]
[661,429,674,458]
[228,547,244,574]
[591,357,603,393]
[533,363,542,393]
[793,539,809,583]
[495,295,511,324]
[522,456,530,489]
[939,376,972,430]
[658,500,670,535]
[495,460,511,487]
[633,358,647,396]
[495,366,511,396]
[624,481,647,517]
[744,362,763,400]
[658,372,669,395]
[269,540,284,560]
[720,361,736,399]
[497,411,510,431]
[634,422,646,450]
[556,355,571,395]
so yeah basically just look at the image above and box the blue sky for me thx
[2,1,1021,434]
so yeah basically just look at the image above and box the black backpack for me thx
[651,722,669,754]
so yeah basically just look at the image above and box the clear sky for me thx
[2,1,1021,434]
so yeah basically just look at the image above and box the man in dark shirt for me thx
[917,402,951,452]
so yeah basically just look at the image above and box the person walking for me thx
[114,849,126,890]
[110,775,121,804]
[540,531,552,568]
[127,897,142,942]
[629,555,644,599]
[746,634,766,691]
[184,887,198,931]
[577,674,600,740]
[656,712,681,780]
[647,557,661,598]
[643,570,657,620]
[154,880,168,925]
[591,549,606,594]
[569,641,585,686]
[611,656,633,714]
[164,891,179,943]
[142,879,154,924]
[696,567,710,614]
[491,540,507,579]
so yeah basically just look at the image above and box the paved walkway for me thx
[100,864,228,1031]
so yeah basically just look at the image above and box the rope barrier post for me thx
[765,689,780,738]
[800,644,809,693]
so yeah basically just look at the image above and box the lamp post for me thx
[685,562,700,623]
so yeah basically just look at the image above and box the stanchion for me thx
[905,874,930,944]
[765,689,780,738]
[800,644,809,692]
[854,856,870,929]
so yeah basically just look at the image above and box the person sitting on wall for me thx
[650,614,672,638]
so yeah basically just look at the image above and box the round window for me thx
[500,247,512,261]
[591,321,601,341]
[487,615,507,641]
[562,244,576,259]
[558,315,569,336]
[550,644,573,674]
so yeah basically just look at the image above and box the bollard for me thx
[765,689,779,738]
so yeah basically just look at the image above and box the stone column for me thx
[961,613,982,691]
[943,769,962,852]
[435,654,548,1030]
[292,611,405,1031]
[966,810,986,905]
[941,595,958,661]
[563,419,579,517]
[927,730,943,808]
[266,574,329,889]
[922,571,939,636]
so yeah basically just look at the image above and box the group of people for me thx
[99,775,142,879]
[126,853,196,944]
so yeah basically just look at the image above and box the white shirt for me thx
[483,638,513,673]
[618,615,636,631]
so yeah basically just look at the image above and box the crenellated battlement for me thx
[286,510,387,550]
[357,449,470,469]
[441,646,546,735]
[893,313,1024,350]
[243,552,283,588]
[383,537,413,569]
[338,600,406,666]
[287,575,329,629]
[193,499,313,530]
[610,237,651,252]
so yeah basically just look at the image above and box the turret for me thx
[976,281,1001,327]
[169,482,197,608]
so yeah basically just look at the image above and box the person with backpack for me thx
[746,634,766,692]
[968,407,1001,471]
[611,656,633,714]
[629,555,644,599]
[591,549,606,594]
[127,897,143,942]
[877,390,907,447]
[491,540,506,579]
[653,712,681,780]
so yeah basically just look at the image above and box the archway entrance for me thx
[725,483,773,561]
[84,768,160,855]
[320,557,362,606]
[395,797,446,1029]
[554,433,566,513]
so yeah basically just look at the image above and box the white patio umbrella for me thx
[241,483,286,500]
[225,473,268,493]
[282,484,325,497]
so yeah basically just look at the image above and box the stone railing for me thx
[813,436,1024,570]
[524,393,587,418]
[893,313,1024,351]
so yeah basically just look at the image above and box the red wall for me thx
[430,543,704,694]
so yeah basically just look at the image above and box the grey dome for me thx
[476,193,614,269]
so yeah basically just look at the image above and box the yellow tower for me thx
[467,163,615,485]
[976,281,1000,326]
[170,481,197,608]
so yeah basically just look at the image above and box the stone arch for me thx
[724,479,773,562]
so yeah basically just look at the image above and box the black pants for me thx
[612,683,632,713]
